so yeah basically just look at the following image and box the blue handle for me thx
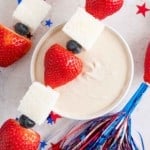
[89,82,149,149]
[121,82,148,115]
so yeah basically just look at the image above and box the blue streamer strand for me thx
[138,132,145,150]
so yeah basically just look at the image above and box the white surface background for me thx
[0,0,150,149]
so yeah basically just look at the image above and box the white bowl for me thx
[30,24,134,120]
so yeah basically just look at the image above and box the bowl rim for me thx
[30,23,134,120]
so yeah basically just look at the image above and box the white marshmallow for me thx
[13,0,51,33]
[18,82,59,125]
[63,7,104,51]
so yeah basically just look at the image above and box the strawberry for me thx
[0,24,32,67]
[85,0,124,19]
[44,44,83,88]
[0,119,40,150]
[144,42,150,83]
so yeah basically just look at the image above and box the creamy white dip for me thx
[32,25,133,119]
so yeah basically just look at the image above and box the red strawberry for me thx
[85,0,124,19]
[44,44,83,88]
[0,24,32,67]
[144,42,150,83]
[0,119,40,150]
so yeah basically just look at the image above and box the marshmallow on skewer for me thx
[18,82,59,125]
[13,0,51,33]
[63,7,104,51]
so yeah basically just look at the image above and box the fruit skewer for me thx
[0,82,60,150]
[0,0,51,67]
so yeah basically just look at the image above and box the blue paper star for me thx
[40,141,47,149]
[17,0,22,4]
[45,19,53,27]
[47,117,54,124]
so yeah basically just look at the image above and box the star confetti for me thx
[47,111,62,125]
[40,141,47,149]
[47,117,53,125]
[136,3,150,17]
[17,0,22,4]
[41,19,53,28]
[26,33,33,39]
[50,112,62,123]
[15,117,19,121]
[49,141,62,150]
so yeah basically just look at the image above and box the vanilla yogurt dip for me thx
[31,24,133,120]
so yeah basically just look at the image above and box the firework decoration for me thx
[41,43,150,150]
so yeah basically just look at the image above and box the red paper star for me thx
[136,3,150,17]
[49,111,62,123]
[49,141,62,150]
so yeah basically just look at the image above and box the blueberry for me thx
[66,40,82,54]
[19,115,35,128]
[14,23,30,36]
